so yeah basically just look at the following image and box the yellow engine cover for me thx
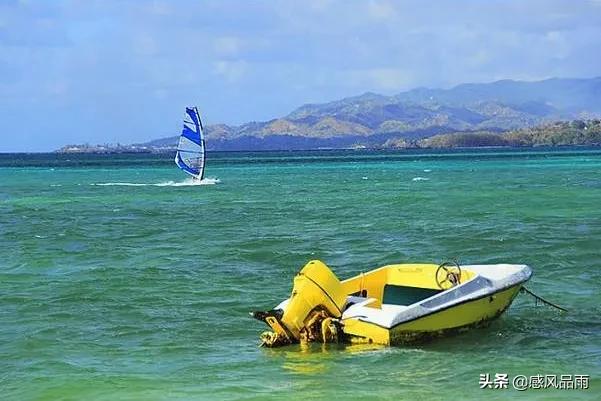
[274,260,347,340]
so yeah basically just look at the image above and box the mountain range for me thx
[137,77,600,151]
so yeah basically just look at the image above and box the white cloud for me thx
[366,0,398,20]
[146,0,173,16]
[212,60,248,83]
[214,36,242,57]
[132,34,159,56]
[344,68,415,92]
[545,30,569,58]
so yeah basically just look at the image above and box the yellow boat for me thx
[251,260,532,347]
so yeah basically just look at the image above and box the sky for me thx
[1,0,600,152]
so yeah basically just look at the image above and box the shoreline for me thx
[1,143,599,156]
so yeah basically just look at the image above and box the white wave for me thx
[423,169,432,173]
[412,177,429,182]
[155,177,220,186]
[91,182,147,187]
[362,176,369,180]
[91,177,220,187]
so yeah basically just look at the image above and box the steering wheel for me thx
[435,261,462,290]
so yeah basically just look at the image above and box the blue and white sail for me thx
[175,107,206,180]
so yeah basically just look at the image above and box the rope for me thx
[521,286,568,313]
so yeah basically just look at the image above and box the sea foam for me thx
[91,178,220,187]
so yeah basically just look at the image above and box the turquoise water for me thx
[1,149,600,400]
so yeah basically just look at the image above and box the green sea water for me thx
[1,149,600,400]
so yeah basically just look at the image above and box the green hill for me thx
[416,120,601,148]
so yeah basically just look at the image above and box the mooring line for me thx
[521,287,568,312]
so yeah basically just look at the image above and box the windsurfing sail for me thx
[175,107,206,180]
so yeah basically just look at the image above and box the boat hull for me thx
[343,283,522,345]
[252,261,531,347]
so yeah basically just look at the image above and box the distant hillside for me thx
[140,77,600,151]
[59,76,601,152]
[417,120,601,148]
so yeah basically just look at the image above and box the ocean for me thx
[1,148,600,400]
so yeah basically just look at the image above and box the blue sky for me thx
[1,0,600,152]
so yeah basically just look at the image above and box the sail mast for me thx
[196,107,206,181]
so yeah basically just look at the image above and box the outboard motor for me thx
[251,260,347,347]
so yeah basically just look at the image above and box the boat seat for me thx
[381,304,409,315]
[345,295,378,308]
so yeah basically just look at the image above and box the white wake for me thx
[91,178,220,187]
